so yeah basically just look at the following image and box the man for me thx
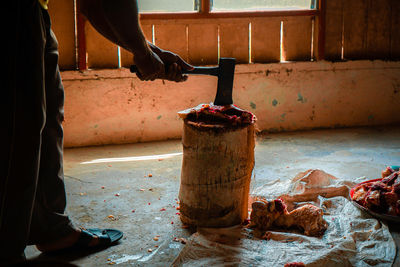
[1,0,193,264]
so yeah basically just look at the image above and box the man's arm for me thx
[79,0,192,82]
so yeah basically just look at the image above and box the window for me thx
[212,0,316,11]
[137,0,316,14]
[137,0,198,13]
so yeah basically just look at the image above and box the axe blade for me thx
[214,58,236,106]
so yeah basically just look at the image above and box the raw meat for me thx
[351,169,400,216]
[250,199,328,237]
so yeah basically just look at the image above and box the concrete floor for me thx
[26,126,400,266]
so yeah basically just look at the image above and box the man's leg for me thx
[0,0,47,262]
[25,3,121,253]
[28,12,77,245]
[28,10,101,251]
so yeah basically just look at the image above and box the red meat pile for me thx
[185,104,256,126]
[352,167,400,216]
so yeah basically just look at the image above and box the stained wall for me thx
[62,61,400,147]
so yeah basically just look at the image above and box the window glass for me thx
[212,0,316,11]
[138,0,199,13]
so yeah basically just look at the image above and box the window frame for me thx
[139,0,319,20]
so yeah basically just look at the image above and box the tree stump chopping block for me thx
[179,120,255,227]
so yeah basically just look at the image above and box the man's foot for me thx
[36,228,123,253]
[36,228,99,252]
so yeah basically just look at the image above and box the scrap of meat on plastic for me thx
[249,199,328,237]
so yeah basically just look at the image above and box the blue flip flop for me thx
[74,228,123,249]
[45,228,123,254]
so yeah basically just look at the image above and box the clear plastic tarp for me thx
[173,170,396,267]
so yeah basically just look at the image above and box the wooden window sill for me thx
[139,9,319,20]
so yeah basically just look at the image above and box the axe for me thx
[130,58,236,106]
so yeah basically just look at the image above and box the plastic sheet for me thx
[173,170,396,267]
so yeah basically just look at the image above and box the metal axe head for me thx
[214,58,236,106]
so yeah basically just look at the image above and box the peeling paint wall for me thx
[62,61,400,147]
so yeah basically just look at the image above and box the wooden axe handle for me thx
[129,65,219,76]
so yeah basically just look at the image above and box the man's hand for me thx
[134,44,194,82]
[133,48,165,81]
[152,48,194,82]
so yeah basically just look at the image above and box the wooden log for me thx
[179,120,255,227]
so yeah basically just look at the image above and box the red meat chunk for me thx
[284,262,306,267]
[351,170,400,216]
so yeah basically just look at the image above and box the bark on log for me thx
[179,120,255,227]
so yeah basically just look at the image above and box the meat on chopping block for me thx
[178,104,256,227]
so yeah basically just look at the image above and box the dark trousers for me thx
[1,0,74,261]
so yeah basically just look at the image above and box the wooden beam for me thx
[324,0,343,61]
[283,16,313,61]
[200,0,210,14]
[317,0,325,60]
[155,24,188,61]
[139,9,319,20]
[76,10,87,70]
[251,17,281,63]
[367,0,391,59]
[85,23,119,69]
[48,0,76,69]
[188,24,218,65]
[219,22,249,63]
[343,0,368,59]
[391,0,400,59]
